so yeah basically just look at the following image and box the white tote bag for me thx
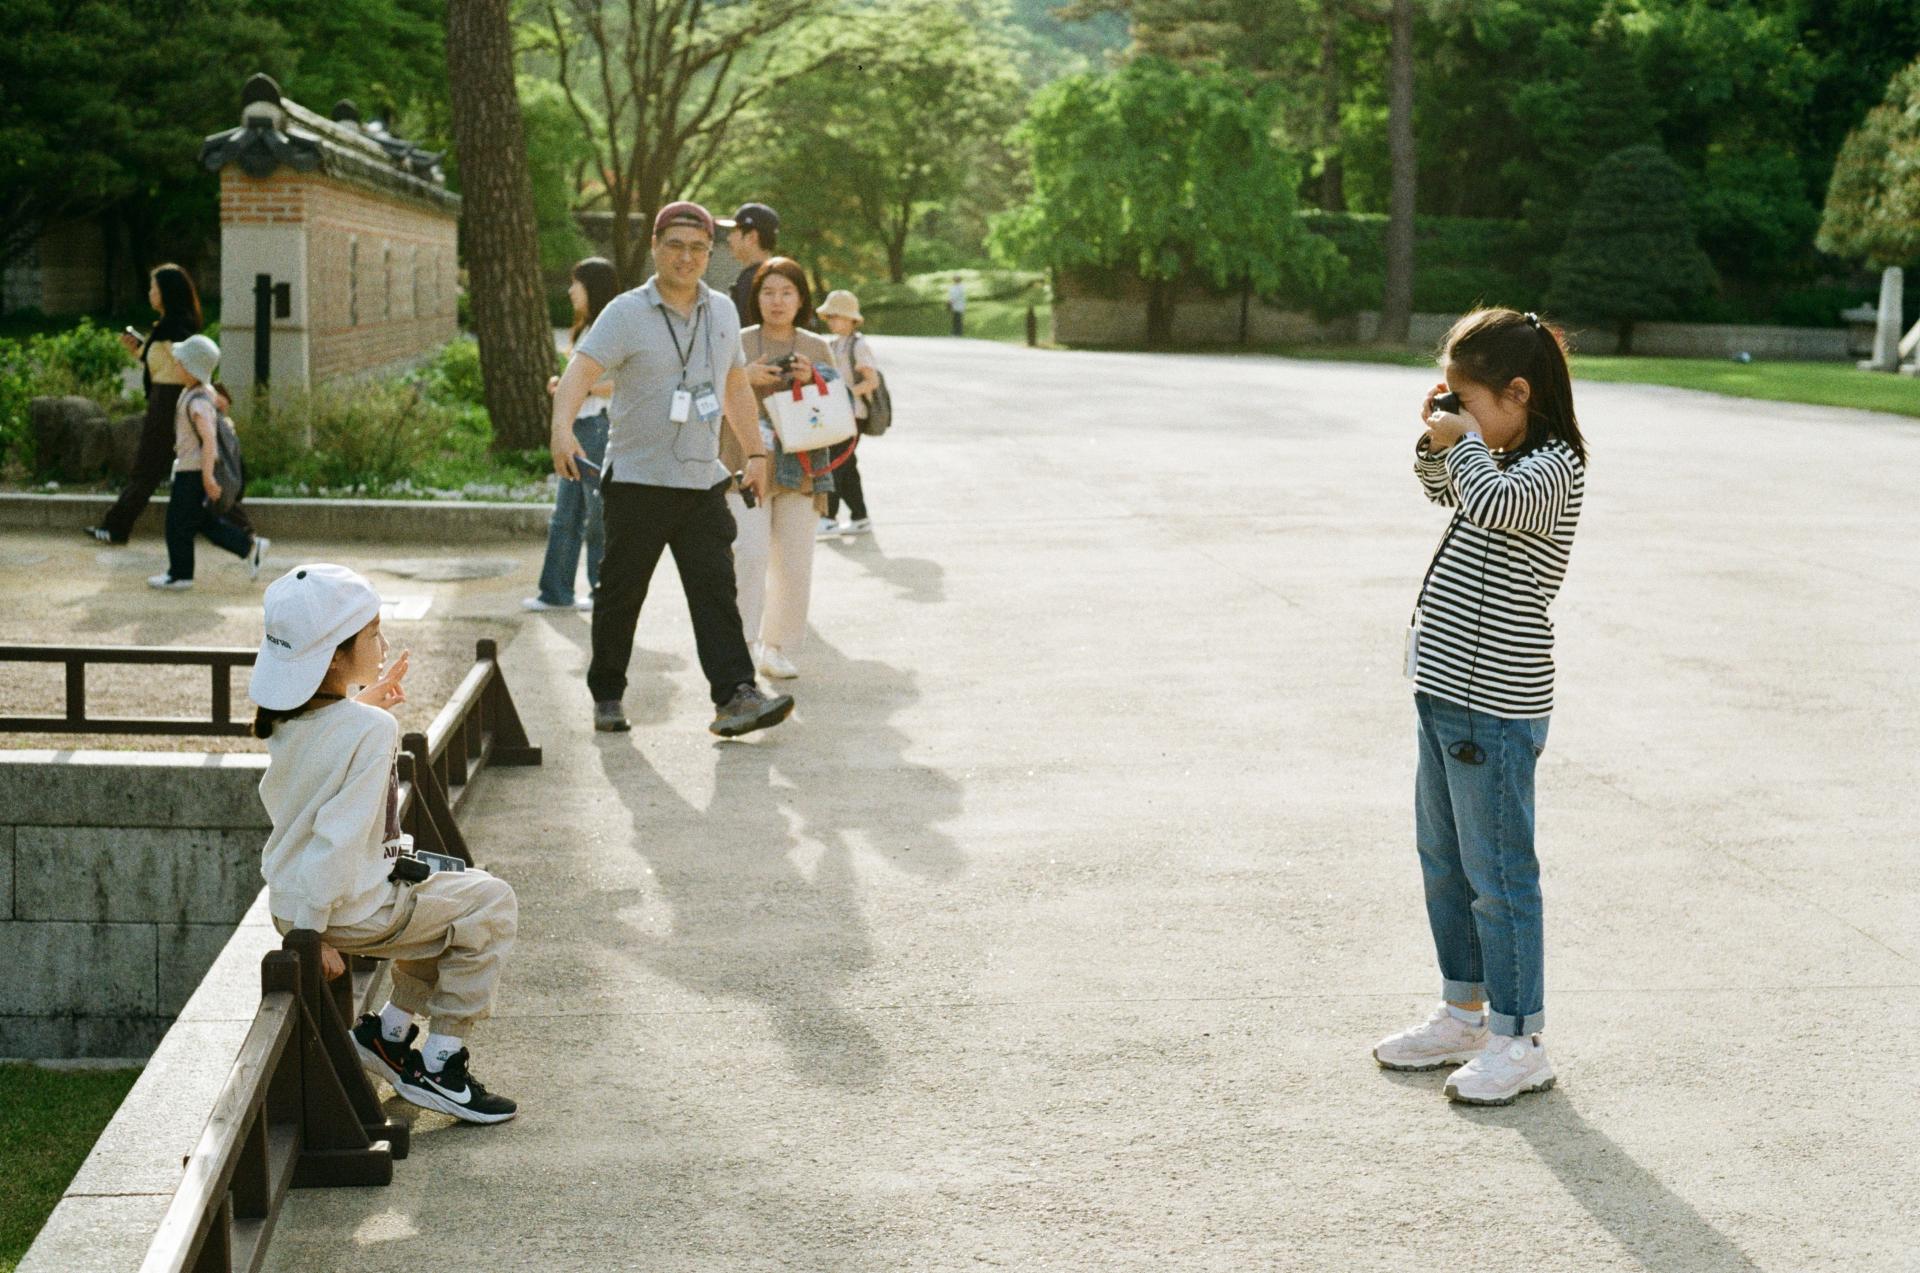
[766,369,858,454]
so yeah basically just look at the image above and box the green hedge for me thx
[0,320,141,475]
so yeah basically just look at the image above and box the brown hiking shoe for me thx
[710,683,794,737]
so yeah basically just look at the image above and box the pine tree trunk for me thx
[1146,278,1175,348]
[446,0,554,452]
[1377,0,1416,345]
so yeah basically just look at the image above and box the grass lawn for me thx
[0,1063,141,1272]
[1258,343,1920,420]
[862,299,1050,344]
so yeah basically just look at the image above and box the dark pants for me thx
[164,471,254,581]
[950,308,964,336]
[825,444,867,521]
[588,479,755,706]
[101,385,182,542]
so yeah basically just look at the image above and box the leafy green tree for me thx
[1548,144,1716,352]
[516,78,597,279]
[1817,55,1920,267]
[990,59,1339,345]
[716,0,1026,283]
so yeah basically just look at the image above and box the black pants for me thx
[101,385,181,542]
[164,471,254,580]
[950,308,964,336]
[825,443,867,521]
[588,479,755,706]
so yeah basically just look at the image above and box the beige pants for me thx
[275,869,517,1037]
[727,488,817,655]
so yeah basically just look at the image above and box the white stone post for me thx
[1861,265,1903,372]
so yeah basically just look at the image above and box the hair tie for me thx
[1523,311,1541,328]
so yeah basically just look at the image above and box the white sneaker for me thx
[521,596,570,611]
[758,645,799,679]
[248,536,271,580]
[146,574,193,591]
[1445,1033,1555,1106]
[1372,1004,1489,1071]
[845,518,872,535]
[815,517,841,540]
[574,596,594,612]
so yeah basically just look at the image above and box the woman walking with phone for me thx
[526,258,619,612]
[89,264,205,545]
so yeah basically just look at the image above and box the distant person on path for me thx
[731,258,835,681]
[721,202,780,324]
[1372,309,1588,1106]
[817,289,879,538]
[525,257,619,613]
[548,200,794,738]
[251,563,519,1124]
[947,275,967,336]
[146,335,268,591]
[89,264,204,545]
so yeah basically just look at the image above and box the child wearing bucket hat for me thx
[252,564,520,1124]
[148,333,269,591]
[816,290,879,538]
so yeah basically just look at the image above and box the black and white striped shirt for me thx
[1411,434,1585,719]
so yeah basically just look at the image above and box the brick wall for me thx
[220,169,458,387]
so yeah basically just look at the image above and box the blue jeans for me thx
[1413,692,1551,1036]
[535,411,609,606]
[164,470,253,581]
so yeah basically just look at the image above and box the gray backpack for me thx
[186,386,246,516]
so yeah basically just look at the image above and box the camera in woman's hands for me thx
[1432,390,1461,414]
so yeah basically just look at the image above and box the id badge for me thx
[691,382,721,426]
[670,388,693,424]
[1404,611,1422,680]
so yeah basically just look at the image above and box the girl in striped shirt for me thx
[1373,308,1588,1106]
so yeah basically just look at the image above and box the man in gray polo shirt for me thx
[549,200,793,738]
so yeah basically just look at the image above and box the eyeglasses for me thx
[656,239,712,258]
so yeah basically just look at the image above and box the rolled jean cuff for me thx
[1487,1008,1544,1037]
[1441,978,1486,1004]
[429,1013,485,1038]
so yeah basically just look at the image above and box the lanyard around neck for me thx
[656,293,703,377]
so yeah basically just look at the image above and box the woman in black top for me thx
[88,264,204,545]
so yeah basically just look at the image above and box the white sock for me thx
[378,1002,414,1042]
[1447,1004,1486,1026]
[422,1033,464,1073]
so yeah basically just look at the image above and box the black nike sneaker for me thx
[413,1048,518,1124]
[351,1014,425,1093]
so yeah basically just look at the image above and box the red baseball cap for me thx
[653,200,716,238]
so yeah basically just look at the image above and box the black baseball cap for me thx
[718,203,779,236]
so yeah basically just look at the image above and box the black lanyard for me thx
[658,297,703,382]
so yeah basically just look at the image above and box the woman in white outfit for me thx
[725,257,836,681]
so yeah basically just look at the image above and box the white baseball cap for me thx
[249,564,383,710]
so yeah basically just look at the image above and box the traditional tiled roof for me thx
[200,73,460,214]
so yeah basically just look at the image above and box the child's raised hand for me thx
[319,942,346,980]
[356,648,410,713]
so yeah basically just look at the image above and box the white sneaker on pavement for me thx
[521,596,569,611]
[815,517,841,540]
[845,518,872,535]
[146,574,193,591]
[248,535,271,580]
[758,645,799,679]
[1372,1003,1489,1071]
[1444,1033,1555,1106]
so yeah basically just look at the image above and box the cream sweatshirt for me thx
[258,699,404,932]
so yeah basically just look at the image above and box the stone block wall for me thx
[0,751,270,1058]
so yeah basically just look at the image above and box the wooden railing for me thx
[0,644,256,736]
[137,640,540,1273]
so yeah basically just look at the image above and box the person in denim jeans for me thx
[526,259,619,612]
[1373,309,1588,1106]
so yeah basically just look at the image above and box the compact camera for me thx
[1432,390,1461,414]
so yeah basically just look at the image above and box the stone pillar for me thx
[1861,266,1903,372]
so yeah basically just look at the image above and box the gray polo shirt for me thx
[575,277,746,490]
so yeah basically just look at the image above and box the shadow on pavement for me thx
[539,610,689,728]
[588,633,965,1090]
[825,532,946,605]
[1460,1099,1763,1273]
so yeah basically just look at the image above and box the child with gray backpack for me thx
[148,334,269,590]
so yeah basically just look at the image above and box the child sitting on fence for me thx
[251,563,519,1124]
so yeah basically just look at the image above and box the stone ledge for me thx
[0,751,270,829]
[0,493,550,542]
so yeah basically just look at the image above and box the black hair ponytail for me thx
[1440,308,1587,465]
